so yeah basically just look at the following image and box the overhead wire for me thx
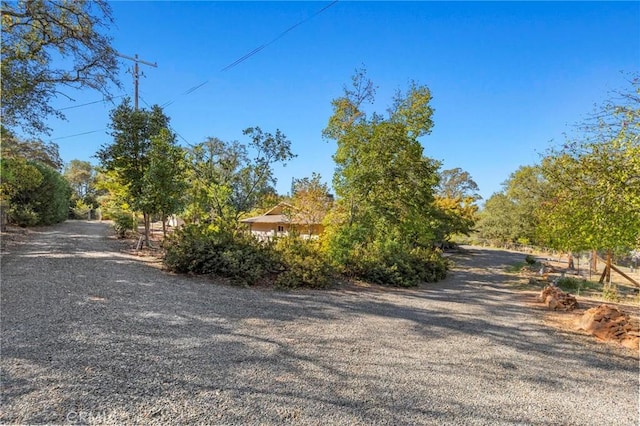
[220,0,339,72]
[160,0,339,104]
[50,129,103,141]
[140,95,195,147]
[50,1,338,142]
[58,95,125,111]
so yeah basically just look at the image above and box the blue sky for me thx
[45,1,640,201]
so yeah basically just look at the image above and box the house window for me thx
[277,225,284,233]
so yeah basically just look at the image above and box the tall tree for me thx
[538,77,640,260]
[139,129,188,237]
[475,165,547,246]
[1,0,119,135]
[433,168,481,242]
[437,168,481,201]
[97,98,171,245]
[1,127,63,170]
[185,129,294,224]
[64,160,95,201]
[287,172,333,236]
[475,193,520,245]
[323,68,444,285]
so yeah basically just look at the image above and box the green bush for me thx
[113,212,136,238]
[5,161,71,226]
[358,243,448,287]
[274,236,335,289]
[9,204,39,227]
[163,224,281,285]
[525,254,537,265]
[70,199,91,219]
[164,223,448,288]
[555,276,586,292]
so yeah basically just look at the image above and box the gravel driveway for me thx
[1,221,638,425]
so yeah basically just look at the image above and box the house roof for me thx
[240,203,290,224]
[240,202,323,226]
[240,214,288,224]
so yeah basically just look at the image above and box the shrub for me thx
[5,161,71,226]
[274,236,335,289]
[555,276,586,292]
[9,204,39,227]
[163,224,281,285]
[324,223,449,286]
[70,199,91,219]
[525,254,537,265]
[356,240,448,287]
[113,212,136,238]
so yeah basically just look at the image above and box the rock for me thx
[538,285,578,311]
[621,337,639,351]
[576,304,639,350]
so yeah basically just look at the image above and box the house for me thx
[240,203,325,240]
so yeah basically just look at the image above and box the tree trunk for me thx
[567,252,575,270]
[143,212,151,247]
[162,214,167,238]
[591,250,598,272]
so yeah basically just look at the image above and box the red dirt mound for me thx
[576,304,640,350]
[538,285,579,311]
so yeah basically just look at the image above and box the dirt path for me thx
[1,222,638,425]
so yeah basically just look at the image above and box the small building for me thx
[240,203,324,240]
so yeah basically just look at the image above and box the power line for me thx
[161,80,209,108]
[140,95,194,147]
[58,95,125,111]
[221,0,339,72]
[50,129,104,141]
[50,2,338,141]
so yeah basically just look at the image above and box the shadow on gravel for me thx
[1,224,638,424]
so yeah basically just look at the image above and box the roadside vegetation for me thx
[1,1,637,291]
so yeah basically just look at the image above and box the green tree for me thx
[538,78,640,261]
[437,168,481,201]
[0,157,43,203]
[185,129,294,225]
[64,160,94,200]
[433,168,481,242]
[475,193,520,245]
[139,129,188,237]
[475,165,547,247]
[286,172,332,236]
[504,165,547,245]
[3,160,71,226]
[323,69,445,285]
[92,168,131,219]
[1,0,119,135]
[1,127,63,170]
[97,98,171,245]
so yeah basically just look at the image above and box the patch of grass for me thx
[505,261,528,273]
[555,276,599,296]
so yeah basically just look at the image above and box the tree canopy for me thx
[322,68,447,286]
[538,78,640,253]
[97,98,173,245]
[1,0,119,135]
[185,129,294,224]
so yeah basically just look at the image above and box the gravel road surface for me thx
[1,221,638,425]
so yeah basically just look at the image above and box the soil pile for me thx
[538,285,579,311]
[576,305,640,350]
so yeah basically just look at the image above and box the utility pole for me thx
[116,52,157,110]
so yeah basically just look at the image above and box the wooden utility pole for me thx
[116,52,157,110]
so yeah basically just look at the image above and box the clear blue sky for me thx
[45,1,640,201]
